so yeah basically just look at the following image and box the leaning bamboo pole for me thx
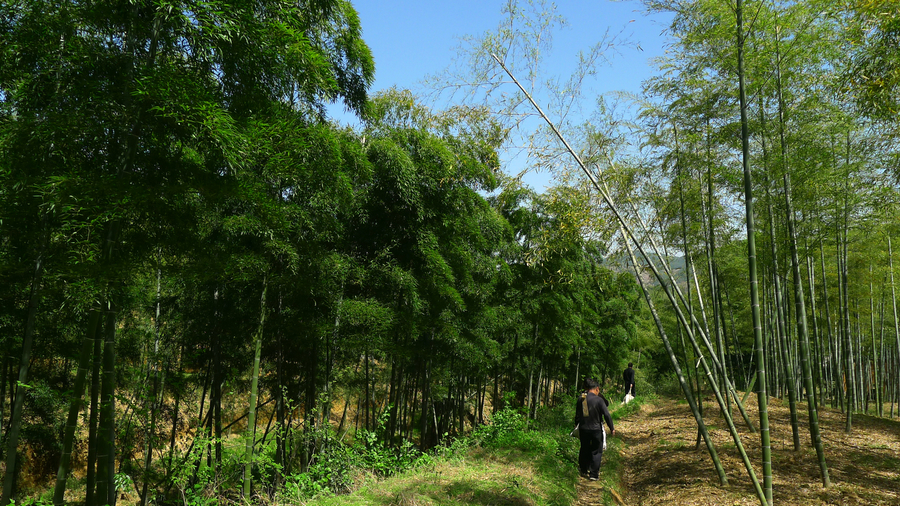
[621,196,758,434]
[622,228,728,485]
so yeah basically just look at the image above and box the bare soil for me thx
[578,396,900,505]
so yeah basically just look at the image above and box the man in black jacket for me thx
[623,363,636,398]
[575,378,615,481]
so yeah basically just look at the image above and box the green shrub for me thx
[279,472,331,502]
[165,434,232,504]
[469,405,528,448]
[358,430,426,476]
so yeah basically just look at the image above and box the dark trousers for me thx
[578,428,604,479]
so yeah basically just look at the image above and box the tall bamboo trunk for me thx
[1,251,45,505]
[0,350,6,449]
[762,282,775,397]
[869,268,878,416]
[243,275,269,499]
[213,286,223,470]
[841,206,854,432]
[877,289,886,417]
[806,246,824,406]
[736,0,771,500]
[527,320,538,420]
[140,268,164,506]
[889,237,900,418]
[776,84,830,482]
[702,150,728,410]
[821,240,841,409]
[759,109,801,448]
[49,311,101,506]
[95,304,118,506]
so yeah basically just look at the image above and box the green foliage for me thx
[113,473,134,495]
[176,484,219,506]
[356,409,431,477]
[165,434,236,503]
[20,380,65,463]
[362,437,429,478]
[845,0,900,121]
[468,405,528,448]
[0,3,654,505]
[8,498,53,506]
[279,472,333,503]
[262,410,434,502]
[461,402,572,472]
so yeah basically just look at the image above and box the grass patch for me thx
[310,451,559,506]
[596,437,624,504]
[306,445,574,506]
[655,438,688,450]
[847,451,899,471]
[875,456,899,471]
[306,403,579,506]
[304,395,650,506]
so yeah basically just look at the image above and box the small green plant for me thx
[8,497,53,506]
[279,472,329,502]
[180,483,218,506]
[350,405,429,477]
[166,433,232,505]
[114,472,134,494]
[657,438,687,450]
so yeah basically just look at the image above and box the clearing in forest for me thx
[578,396,900,505]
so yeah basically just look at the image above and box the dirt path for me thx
[580,396,900,505]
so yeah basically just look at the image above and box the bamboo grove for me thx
[483,0,900,504]
[2,0,900,505]
[566,0,900,503]
[0,1,642,504]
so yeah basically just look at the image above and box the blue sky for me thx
[332,0,674,191]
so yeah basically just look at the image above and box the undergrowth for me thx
[300,393,647,506]
[29,395,645,505]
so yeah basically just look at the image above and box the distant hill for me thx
[604,251,687,287]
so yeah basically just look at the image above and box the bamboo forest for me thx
[1,0,899,505]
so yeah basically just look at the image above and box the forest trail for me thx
[577,396,900,505]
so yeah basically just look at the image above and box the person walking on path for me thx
[575,378,615,481]
[623,363,636,398]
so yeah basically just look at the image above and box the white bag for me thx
[623,393,634,404]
